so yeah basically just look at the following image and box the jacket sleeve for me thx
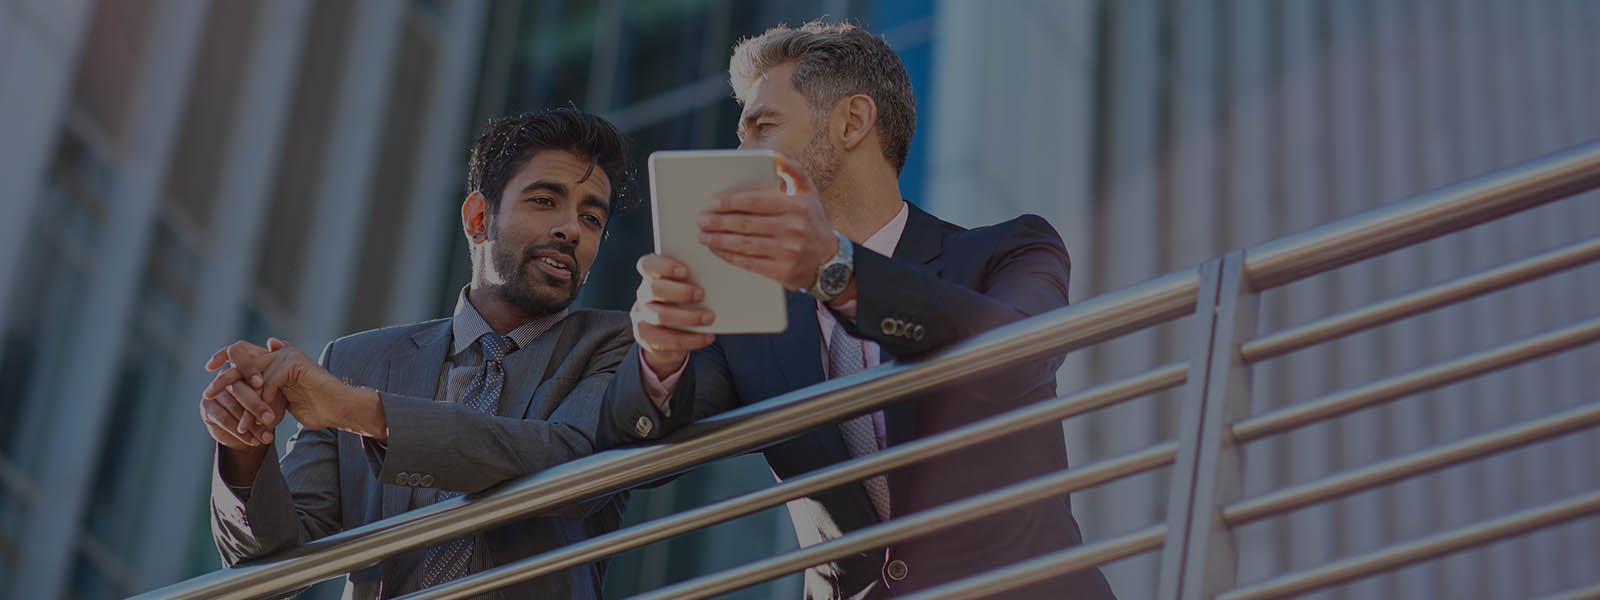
[596,339,742,450]
[372,326,634,500]
[841,214,1071,358]
[209,345,348,566]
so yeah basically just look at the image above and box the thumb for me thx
[266,337,289,352]
[774,155,814,197]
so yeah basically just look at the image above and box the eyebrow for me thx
[521,180,568,196]
[740,107,776,132]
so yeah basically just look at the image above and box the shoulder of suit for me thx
[940,213,1066,249]
[327,317,451,352]
[561,309,631,335]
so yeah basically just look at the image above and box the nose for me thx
[550,213,580,246]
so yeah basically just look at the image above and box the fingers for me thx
[227,377,276,428]
[637,253,692,280]
[266,337,289,352]
[633,298,715,329]
[640,274,704,306]
[697,212,793,237]
[226,340,272,376]
[708,189,795,215]
[633,321,716,354]
[205,346,230,371]
[201,393,267,447]
[699,232,799,260]
[202,367,246,400]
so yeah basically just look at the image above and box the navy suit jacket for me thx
[602,203,1115,599]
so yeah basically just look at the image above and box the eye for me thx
[581,213,604,228]
[529,195,555,207]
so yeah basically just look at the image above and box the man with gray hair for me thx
[602,21,1115,599]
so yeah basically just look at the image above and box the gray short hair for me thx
[730,20,916,174]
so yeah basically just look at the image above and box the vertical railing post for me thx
[1157,251,1258,599]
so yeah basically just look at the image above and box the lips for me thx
[530,251,575,281]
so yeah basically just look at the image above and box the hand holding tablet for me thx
[645,150,794,334]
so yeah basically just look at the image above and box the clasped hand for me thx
[197,338,375,450]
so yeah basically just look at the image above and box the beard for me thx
[488,237,581,316]
[799,124,840,195]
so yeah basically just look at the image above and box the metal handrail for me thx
[1223,400,1600,525]
[1240,235,1600,362]
[1216,489,1600,600]
[136,137,1600,600]
[134,256,1201,600]
[1232,316,1600,442]
[396,364,1189,599]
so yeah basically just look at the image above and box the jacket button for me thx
[407,473,422,486]
[395,472,409,485]
[911,325,925,341]
[635,415,654,437]
[420,474,434,487]
[885,559,909,581]
[880,317,897,336]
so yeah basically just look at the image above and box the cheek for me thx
[577,239,601,275]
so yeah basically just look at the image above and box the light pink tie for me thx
[829,321,891,521]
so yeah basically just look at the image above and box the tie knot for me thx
[479,333,516,362]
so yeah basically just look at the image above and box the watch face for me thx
[820,263,851,295]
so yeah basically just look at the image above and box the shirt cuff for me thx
[212,449,252,509]
[639,352,686,417]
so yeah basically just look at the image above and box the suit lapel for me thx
[380,321,451,517]
[497,316,572,419]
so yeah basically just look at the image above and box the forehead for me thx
[506,149,612,197]
[737,62,807,121]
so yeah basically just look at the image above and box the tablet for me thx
[648,149,789,334]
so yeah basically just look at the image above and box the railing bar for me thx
[896,525,1168,600]
[1225,400,1600,525]
[1534,581,1600,600]
[399,364,1188,600]
[132,271,1199,600]
[1216,489,1600,600]
[625,443,1180,600]
[1232,315,1600,442]
[1240,236,1600,362]
[1244,138,1600,290]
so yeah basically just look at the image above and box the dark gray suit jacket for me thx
[600,204,1116,599]
[210,310,631,599]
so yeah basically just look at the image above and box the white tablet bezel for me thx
[647,149,789,334]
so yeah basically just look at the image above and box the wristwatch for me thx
[809,230,854,303]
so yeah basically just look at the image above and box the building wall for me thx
[925,1,1600,598]
[0,1,488,598]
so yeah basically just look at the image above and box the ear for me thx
[838,94,878,152]
[462,191,489,243]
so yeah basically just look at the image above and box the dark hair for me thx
[466,108,637,219]
[730,20,917,173]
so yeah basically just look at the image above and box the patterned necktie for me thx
[419,333,517,588]
[830,321,891,521]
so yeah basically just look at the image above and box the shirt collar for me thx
[450,287,568,356]
[860,201,911,257]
